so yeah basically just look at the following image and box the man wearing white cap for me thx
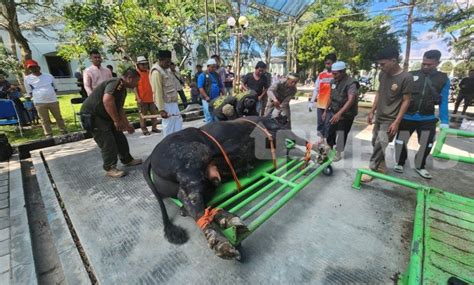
[322,61,359,161]
[150,50,183,137]
[265,73,299,128]
[198,58,224,122]
[136,56,160,135]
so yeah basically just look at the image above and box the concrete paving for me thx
[31,100,473,284]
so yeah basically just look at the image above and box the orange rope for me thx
[239,118,278,169]
[196,207,221,229]
[302,142,313,169]
[200,130,242,191]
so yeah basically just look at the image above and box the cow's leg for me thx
[177,186,240,260]
[213,210,250,236]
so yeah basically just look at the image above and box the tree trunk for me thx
[403,0,415,71]
[264,42,272,67]
[2,0,32,61]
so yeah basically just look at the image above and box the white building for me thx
[0,7,117,93]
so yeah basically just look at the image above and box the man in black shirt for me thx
[224,65,234,96]
[241,61,269,116]
[80,68,142,178]
[453,69,474,115]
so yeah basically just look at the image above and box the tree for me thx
[298,9,399,73]
[440,61,454,74]
[0,1,60,61]
[411,61,421,71]
[453,62,472,78]
[0,43,22,80]
[431,1,473,58]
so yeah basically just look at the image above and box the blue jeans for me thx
[317,108,331,138]
[202,100,214,123]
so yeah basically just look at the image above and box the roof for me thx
[249,0,315,19]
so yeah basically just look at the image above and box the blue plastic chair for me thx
[0,99,23,136]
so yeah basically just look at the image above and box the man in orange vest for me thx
[136,56,160,135]
[308,53,337,141]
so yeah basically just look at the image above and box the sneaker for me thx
[333,151,342,162]
[151,128,161,133]
[415,168,432,179]
[394,165,404,173]
[124,159,142,166]
[361,173,374,183]
[106,167,126,178]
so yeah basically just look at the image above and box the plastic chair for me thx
[70,97,84,126]
[0,99,23,136]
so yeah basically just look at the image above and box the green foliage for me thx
[298,8,399,72]
[440,61,454,74]
[0,44,22,76]
[411,61,422,71]
[431,2,473,57]
[453,62,473,78]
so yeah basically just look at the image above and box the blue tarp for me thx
[250,0,314,19]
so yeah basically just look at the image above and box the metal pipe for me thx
[432,128,474,164]
[248,158,333,232]
[407,189,425,284]
[352,169,423,191]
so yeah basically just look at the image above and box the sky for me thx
[268,0,458,60]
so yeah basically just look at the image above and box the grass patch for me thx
[1,93,142,145]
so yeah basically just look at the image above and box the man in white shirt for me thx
[83,49,112,95]
[24,59,67,138]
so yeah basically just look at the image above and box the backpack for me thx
[0,133,13,162]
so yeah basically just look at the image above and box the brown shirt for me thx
[376,71,413,123]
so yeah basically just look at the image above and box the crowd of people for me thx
[1,44,473,180]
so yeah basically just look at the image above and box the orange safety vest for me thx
[316,71,333,109]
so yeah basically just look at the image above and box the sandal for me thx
[151,129,161,133]
[141,129,150,136]
[415,168,432,179]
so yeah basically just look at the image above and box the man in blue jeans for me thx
[198,58,224,122]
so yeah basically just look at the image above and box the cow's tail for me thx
[143,158,188,244]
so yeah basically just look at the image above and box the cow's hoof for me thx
[228,217,250,236]
[215,241,241,260]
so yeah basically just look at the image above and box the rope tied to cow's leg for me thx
[196,207,222,230]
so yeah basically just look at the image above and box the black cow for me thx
[143,116,328,260]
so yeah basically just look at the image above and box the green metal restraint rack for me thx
[172,142,335,246]
[353,169,474,285]
[432,128,474,164]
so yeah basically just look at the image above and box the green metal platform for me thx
[172,149,335,245]
[353,169,474,285]
[432,128,474,164]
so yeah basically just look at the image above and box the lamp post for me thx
[227,15,249,92]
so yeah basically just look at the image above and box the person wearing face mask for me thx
[309,53,337,141]
[393,49,450,179]
[323,61,359,162]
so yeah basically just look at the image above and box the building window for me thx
[45,55,72,78]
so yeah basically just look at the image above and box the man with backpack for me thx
[198,58,224,123]
[394,49,450,179]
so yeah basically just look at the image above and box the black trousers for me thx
[395,119,437,169]
[327,117,354,152]
[91,116,134,171]
[177,90,188,108]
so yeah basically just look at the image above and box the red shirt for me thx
[316,71,333,109]
[137,69,153,103]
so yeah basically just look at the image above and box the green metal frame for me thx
[172,149,335,245]
[353,169,474,285]
[432,128,474,164]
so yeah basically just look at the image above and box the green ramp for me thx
[432,128,474,164]
[353,169,474,285]
[172,149,335,245]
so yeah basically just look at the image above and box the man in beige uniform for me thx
[150,50,183,137]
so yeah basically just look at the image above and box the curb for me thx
[9,154,37,284]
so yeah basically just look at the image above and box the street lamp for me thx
[228,15,249,92]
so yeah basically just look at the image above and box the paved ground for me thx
[31,100,473,284]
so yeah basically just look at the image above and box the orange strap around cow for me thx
[196,207,221,229]
[238,118,278,169]
[302,142,313,169]
[200,129,242,191]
